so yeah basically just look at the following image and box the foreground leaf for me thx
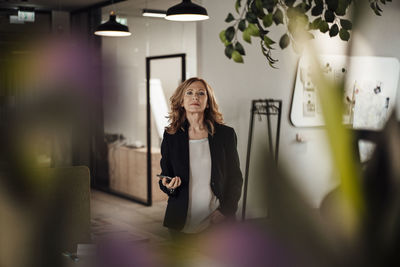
[225,13,235,23]
[279,33,290,49]
[329,24,339,37]
[340,19,352,30]
[232,50,244,63]
[235,42,246,55]
[243,29,252,43]
[339,28,350,41]
[225,26,235,42]
[224,44,234,59]
[238,19,247,31]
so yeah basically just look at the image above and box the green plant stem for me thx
[233,4,248,43]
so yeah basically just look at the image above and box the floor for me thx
[89,190,222,266]
[90,189,170,243]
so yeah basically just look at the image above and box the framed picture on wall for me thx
[290,55,400,130]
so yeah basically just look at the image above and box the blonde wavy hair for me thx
[166,77,224,135]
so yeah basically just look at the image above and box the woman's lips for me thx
[190,103,200,106]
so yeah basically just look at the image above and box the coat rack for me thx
[241,99,282,221]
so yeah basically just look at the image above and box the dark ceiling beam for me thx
[0,4,52,12]
[71,0,127,14]
[0,7,51,14]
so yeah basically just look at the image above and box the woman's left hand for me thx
[210,210,225,224]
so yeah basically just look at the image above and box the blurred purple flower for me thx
[203,223,296,267]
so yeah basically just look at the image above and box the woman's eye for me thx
[199,92,205,96]
[186,91,193,95]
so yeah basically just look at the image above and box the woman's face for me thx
[182,81,208,114]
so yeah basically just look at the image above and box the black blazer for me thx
[159,120,243,230]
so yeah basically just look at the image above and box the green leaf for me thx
[264,35,276,45]
[284,0,295,6]
[250,1,259,14]
[235,0,241,13]
[286,7,297,19]
[246,12,258,23]
[243,29,252,43]
[247,23,260,36]
[256,0,263,10]
[324,10,335,23]
[288,19,296,34]
[335,6,346,16]
[219,30,227,43]
[310,17,322,30]
[319,21,329,33]
[295,2,311,12]
[339,28,350,41]
[373,8,381,16]
[329,23,339,37]
[263,0,277,10]
[376,3,383,12]
[235,42,246,55]
[314,0,323,6]
[262,13,273,27]
[297,13,309,27]
[335,0,348,16]
[340,19,352,30]
[273,8,284,25]
[370,2,382,16]
[311,4,323,16]
[232,50,244,63]
[326,0,338,11]
[279,33,290,49]
[238,19,246,31]
[370,2,375,10]
[225,44,234,59]
[225,13,235,23]
[225,26,235,42]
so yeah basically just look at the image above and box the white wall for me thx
[102,15,197,145]
[197,0,400,212]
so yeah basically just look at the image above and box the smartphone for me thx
[157,174,173,182]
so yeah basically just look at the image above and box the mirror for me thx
[145,54,186,205]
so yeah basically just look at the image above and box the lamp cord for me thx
[110,0,116,15]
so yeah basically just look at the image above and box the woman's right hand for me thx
[162,176,181,190]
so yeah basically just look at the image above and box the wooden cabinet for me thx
[108,145,167,202]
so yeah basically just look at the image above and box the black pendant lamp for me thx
[94,11,131,37]
[165,0,209,21]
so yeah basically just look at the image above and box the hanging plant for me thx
[220,0,391,68]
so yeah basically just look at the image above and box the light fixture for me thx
[165,0,209,21]
[18,9,35,22]
[142,9,166,18]
[94,11,131,37]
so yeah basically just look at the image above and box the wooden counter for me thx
[108,145,167,202]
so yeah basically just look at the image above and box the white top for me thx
[182,138,220,233]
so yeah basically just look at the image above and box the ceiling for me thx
[0,0,184,13]
[102,0,181,17]
[0,0,107,11]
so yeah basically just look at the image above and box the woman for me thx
[159,77,243,235]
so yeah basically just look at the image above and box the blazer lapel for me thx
[180,120,190,183]
[208,132,217,182]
